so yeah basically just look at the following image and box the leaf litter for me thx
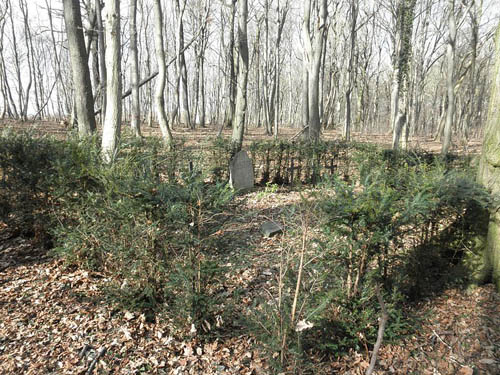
[0,189,498,374]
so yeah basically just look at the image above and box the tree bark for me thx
[101,0,122,162]
[129,0,141,137]
[477,24,500,292]
[442,0,457,155]
[231,0,249,153]
[153,0,174,146]
[62,0,96,137]
[301,0,328,142]
[391,0,416,150]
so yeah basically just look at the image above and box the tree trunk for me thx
[442,0,456,155]
[224,0,237,130]
[175,0,192,129]
[101,0,122,162]
[153,0,174,146]
[302,0,328,142]
[95,0,106,125]
[343,0,358,142]
[62,0,96,137]
[391,0,416,150]
[231,0,249,153]
[129,0,141,137]
[477,24,500,292]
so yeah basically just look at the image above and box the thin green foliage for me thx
[0,132,234,331]
[247,148,490,373]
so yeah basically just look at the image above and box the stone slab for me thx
[229,150,254,190]
[261,221,283,238]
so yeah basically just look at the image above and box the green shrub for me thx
[49,140,234,322]
[247,150,490,371]
[0,131,233,329]
[0,132,72,242]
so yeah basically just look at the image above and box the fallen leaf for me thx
[124,311,134,321]
[479,358,496,365]
[295,320,313,332]
[457,366,474,375]
[122,327,132,341]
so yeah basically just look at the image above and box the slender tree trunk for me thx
[442,0,457,155]
[153,0,173,145]
[175,0,192,128]
[62,0,96,137]
[129,0,141,137]
[231,0,249,153]
[101,0,122,162]
[224,0,237,129]
[343,0,358,142]
[19,0,33,121]
[95,0,106,125]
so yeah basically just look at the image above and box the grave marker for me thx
[229,150,254,190]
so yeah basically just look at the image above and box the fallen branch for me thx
[78,343,92,364]
[290,125,309,141]
[86,346,107,375]
[366,284,388,375]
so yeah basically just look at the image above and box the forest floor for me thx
[0,119,484,155]
[0,121,498,374]
[0,188,498,375]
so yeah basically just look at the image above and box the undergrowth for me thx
[0,131,490,372]
[0,132,234,332]
[246,149,490,373]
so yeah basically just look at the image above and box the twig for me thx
[290,213,307,324]
[86,346,107,375]
[366,284,388,375]
[78,344,92,363]
[431,329,453,350]
[290,125,309,141]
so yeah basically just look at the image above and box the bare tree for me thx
[95,0,106,123]
[301,0,328,141]
[153,0,174,145]
[101,0,122,162]
[0,2,9,119]
[129,0,142,137]
[62,0,96,136]
[442,0,457,155]
[174,0,192,128]
[343,0,358,142]
[223,0,237,131]
[190,0,211,128]
[231,0,248,152]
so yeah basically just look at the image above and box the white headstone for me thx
[229,150,254,190]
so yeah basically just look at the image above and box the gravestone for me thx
[260,221,283,238]
[229,150,254,190]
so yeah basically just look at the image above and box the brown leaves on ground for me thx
[0,190,498,374]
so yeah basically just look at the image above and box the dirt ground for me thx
[0,119,484,154]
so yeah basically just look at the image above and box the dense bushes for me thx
[0,131,490,371]
[0,132,233,328]
[247,150,490,372]
[204,137,358,184]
